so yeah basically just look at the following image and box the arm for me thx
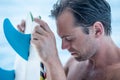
[45,55,66,80]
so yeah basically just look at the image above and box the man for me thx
[18,0,120,80]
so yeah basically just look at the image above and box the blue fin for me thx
[0,68,15,80]
[3,18,31,60]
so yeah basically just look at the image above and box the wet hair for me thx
[51,0,111,35]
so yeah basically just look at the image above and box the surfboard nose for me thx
[3,18,31,60]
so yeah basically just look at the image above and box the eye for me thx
[65,36,73,42]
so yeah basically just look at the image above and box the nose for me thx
[61,39,70,50]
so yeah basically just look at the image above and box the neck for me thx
[89,36,120,69]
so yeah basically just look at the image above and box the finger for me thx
[33,25,47,36]
[21,20,26,27]
[34,18,51,32]
[31,32,44,41]
[17,20,26,33]
[31,36,43,49]
[20,20,26,32]
[31,39,41,49]
[17,25,24,32]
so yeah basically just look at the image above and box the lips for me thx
[71,52,76,55]
[68,49,78,56]
[70,52,78,56]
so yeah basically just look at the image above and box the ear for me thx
[92,21,104,38]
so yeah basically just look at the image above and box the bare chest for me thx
[67,65,106,80]
[82,68,106,80]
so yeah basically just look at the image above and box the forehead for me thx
[56,9,76,36]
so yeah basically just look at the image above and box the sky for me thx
[0,0,120,70]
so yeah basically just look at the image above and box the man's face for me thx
[56,10,98,61]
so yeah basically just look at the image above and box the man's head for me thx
[51,0,112,61]
[51,0,111,35]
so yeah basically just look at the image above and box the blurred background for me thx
[0,0,120,70]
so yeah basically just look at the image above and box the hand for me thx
[17,20,26,33]
[31,18,66,80]
[31,18,58,64]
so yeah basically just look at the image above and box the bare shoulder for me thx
[64,57,88,80]
[64,57,76,75]
[64,57,76,68]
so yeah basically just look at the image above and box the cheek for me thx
[73,36,95,52]
[83,37,97,55]
[72,37,86,51]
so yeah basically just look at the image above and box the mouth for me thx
[70,52,78,57]
[71,52,76,55]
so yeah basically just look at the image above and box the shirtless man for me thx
[18,0,120,80]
